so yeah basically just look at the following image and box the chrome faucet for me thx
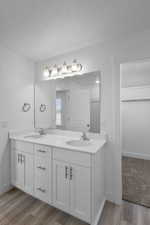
[38,128,45,135]
[81,131,90,141]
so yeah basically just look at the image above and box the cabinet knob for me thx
[18,154,21,163]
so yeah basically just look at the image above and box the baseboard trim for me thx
[92,198,106,225]
[105,191,114,203]
[0,185,13,196]
[122,152,150,160]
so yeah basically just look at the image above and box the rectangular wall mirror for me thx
[34,71,101,133]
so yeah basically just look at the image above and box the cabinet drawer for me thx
[35,185,49,203]
[35,156,50,203]
[12,141,34,154]
[35,156,49,173]
[35,174,49,203]
[35,144,51,157]
[53,148,91,167]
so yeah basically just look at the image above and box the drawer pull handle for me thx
[37,149,46,153]
[65,166,69,179]
[18,154,25,164]
[21,155,25,163]
[37,187,46,193]
[37,166,46,170]
[18,154,21,163]
[70,167,73,180]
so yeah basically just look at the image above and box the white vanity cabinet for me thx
[53,148,91,223]
[53,160,70,213]
[34,144,51,203]
[53,161,91,222]
[11,150,25,190]
[70,165,91,222]
[11,141,52,204]
[11,141,34,195]
[23,152,34,195]
[10,138,105,225]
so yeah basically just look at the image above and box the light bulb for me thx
[71,60,78,72]
[51,65,58,77]
[96,80,100,84]
[71,60,82,72]
[43,67,50,78]
[61,62,68,74]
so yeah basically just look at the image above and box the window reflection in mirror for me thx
[56,97,62,127]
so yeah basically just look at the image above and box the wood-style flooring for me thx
[0,188,149,225]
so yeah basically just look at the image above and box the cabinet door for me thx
[53,160,70,213]
[24,153,34,195]
[70,165,91,223]
[11,150,25,190]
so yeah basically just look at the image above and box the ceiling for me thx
[0,0,150,61]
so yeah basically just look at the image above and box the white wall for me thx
[121,62,150,158]
[56,76,100,100]
[35,29,150,204]
[0,44,34,193]
[121,101,150,157]
[35,81,56,128]
[121,60,150,88]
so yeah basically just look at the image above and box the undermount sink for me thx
[66,139,91,147]
[24,134,43,139]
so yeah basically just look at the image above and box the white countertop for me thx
[9,132,106,154]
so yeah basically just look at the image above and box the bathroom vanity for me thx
[9,69,105,224]
[10,132,106,225]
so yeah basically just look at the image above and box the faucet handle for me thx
[81,131,90,141]
[37,128,45,135]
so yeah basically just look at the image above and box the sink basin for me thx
[66,139,91,147]
[24,134,43,139]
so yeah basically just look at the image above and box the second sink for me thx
[66,139,91,147]
[24,134,44,139]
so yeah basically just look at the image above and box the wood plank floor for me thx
[0,189,149,225]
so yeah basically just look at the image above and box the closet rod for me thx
[121,98,150,102]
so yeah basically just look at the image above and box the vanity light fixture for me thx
[43,60,83,80]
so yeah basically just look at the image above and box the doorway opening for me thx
[120,59,150,207]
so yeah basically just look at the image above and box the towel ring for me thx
[40,104,47,112]
[22,103,31,112]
